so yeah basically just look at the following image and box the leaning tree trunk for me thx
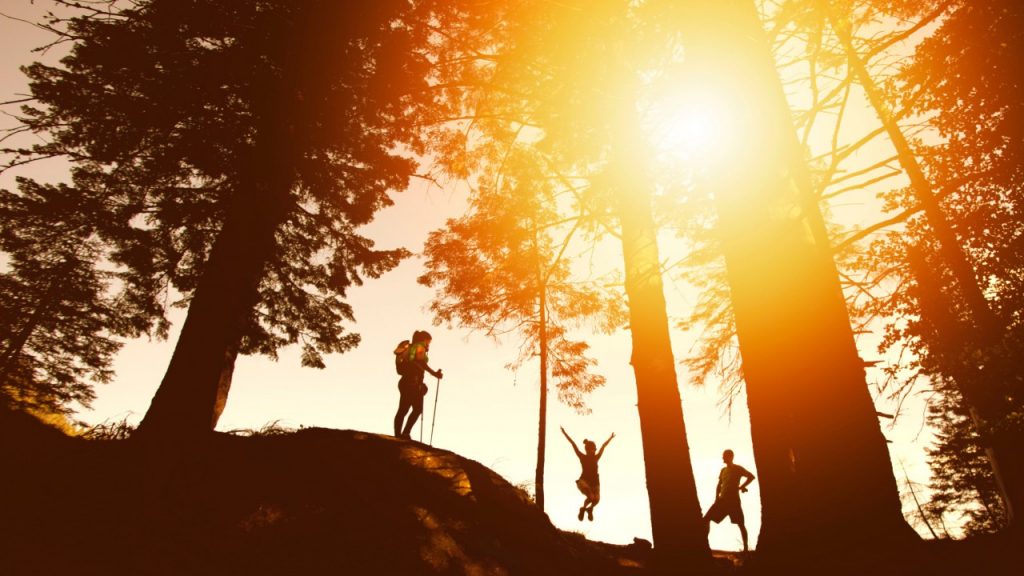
[609,130,709,563]
[135,118,293,438]
[830,8,1022,528]
[673,0,916,554]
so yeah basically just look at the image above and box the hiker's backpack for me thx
[394,340,411,375]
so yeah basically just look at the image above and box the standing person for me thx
[561,426,615,521]
[393,330,443,439]
[704,449,756,552]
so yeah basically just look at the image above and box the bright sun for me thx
[643,89,735,162]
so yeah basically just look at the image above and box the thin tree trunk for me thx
[827,7,999,334]
[0,297,51,383]
[672,0,915,553]
[536,276,549,511]
[902,462,939,539]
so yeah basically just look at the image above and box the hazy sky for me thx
[0,0,939,550]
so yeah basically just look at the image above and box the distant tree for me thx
[7,0,479,436]
[419,146,622,511]
[925,380,1008,536]
[0,178,133,416]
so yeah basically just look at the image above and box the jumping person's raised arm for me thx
[560,426,582,457]
[597,432,615,459]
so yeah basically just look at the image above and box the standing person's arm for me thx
[597,432,616,460]
[739,467,755,493]
[414,346,443,378]
[560,426,583,458]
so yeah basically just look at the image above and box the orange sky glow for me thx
[0,0,951,550]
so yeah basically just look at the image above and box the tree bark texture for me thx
[136,117,293,437]
[613,159,709,560]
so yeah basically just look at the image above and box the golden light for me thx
[642,86,738,164]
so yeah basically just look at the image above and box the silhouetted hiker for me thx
[561,426,614,521]
[704,449,755,552]
[393,330,443,440]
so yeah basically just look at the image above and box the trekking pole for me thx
[419,408,424,443]
[429,375,441,446]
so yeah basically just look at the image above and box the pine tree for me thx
[7,0,475,436]
[0,177,136,415]
[925,380,1008,536]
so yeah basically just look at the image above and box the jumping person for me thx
[393,330,443,439]
[704,449,756,552]
[561,426,614,521]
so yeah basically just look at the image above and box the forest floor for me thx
[0,408,1017,575]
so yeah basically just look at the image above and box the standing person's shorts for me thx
[705,497,744,525]
[576,478,601,503]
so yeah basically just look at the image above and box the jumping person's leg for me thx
[584,485,600,520]
[575,478,591,520]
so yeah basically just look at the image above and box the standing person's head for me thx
[722,449,734,464]
[412,330,432,346]
[584,439,596,455]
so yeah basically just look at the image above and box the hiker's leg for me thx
[394,394,413,436]
[401,394,424,437]
[739,523,749,552]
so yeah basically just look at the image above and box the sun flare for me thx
[643,89,736,162]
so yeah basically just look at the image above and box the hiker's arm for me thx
[414,348,443,378]
[560,426,582,456]
[597,432,615,459]
[740,469,755,493]
[420,361,442,379]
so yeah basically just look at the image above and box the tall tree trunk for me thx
[829,9,1022,528]
[536,278,549,511]
[671,0,915,553]
[136,119,292,438]
[609,126,708,561]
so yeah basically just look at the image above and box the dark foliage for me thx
[925,380,1007,535]
[0,178,130,414]
[2,0,498,432]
